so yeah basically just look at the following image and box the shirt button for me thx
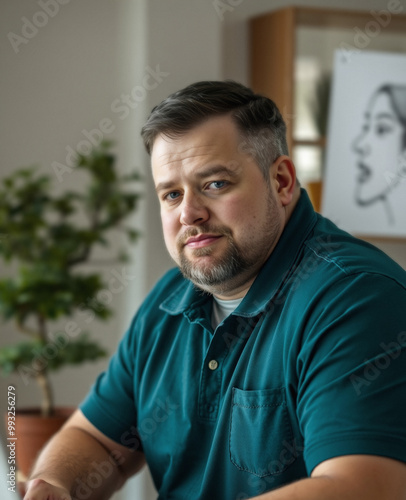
[206,404,215,413]
[208,359,219,370]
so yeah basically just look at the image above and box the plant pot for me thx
[11,407,74,478]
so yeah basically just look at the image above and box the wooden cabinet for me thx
[250,6,406,210]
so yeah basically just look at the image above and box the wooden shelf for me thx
[250,6,406,154]
[295,7,406,31]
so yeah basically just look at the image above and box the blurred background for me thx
[1,1,405,499]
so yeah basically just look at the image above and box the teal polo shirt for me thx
[80,190,406,500]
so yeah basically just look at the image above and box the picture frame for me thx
[322,50,406,238]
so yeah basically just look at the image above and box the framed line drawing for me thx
[322,50,406,238]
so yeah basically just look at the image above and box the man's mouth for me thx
[184,234,223,249]
[357,162,371,183]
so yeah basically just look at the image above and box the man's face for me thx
[151,115,289,299]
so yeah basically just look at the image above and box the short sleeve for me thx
[80,316,141,449]
[297,273,406,474]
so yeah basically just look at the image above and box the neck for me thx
[285,186,301,222]
[213,280,255,300]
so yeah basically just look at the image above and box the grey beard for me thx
[178,238,251,290]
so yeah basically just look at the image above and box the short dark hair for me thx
[141,80,288,180]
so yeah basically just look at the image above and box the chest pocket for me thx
[229,387,295,478]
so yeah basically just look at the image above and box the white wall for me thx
[0,1,405,500]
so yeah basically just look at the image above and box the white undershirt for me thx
[211,296,243,329]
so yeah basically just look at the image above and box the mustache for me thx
[177,224,232,246]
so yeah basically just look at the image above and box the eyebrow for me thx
[195,164,240,179]
[363,112,396,122]
[155,164,239,193]
[374,112,396,121]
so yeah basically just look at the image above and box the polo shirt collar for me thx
[160,189,317,317]
[160,278,209,315]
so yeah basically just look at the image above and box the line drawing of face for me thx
[352,84,406,225]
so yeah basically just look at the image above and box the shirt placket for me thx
[197,313,261,422]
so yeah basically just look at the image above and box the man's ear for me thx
[271,155,297,206]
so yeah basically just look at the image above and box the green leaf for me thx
[0,334,107,376]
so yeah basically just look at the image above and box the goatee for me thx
[177,226,253,289]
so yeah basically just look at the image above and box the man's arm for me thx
[22,409,145,500]
[252,455,406,500]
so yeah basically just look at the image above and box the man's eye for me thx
[165,191,180,201]
[208,180,227,190]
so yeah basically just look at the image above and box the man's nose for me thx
[180,192,209,226]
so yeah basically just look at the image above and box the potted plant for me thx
[0,141,141,475]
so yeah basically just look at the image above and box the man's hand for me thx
[20,410,145,500]
[21,478,71,500]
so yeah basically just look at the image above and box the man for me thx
[23,81,406,500]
